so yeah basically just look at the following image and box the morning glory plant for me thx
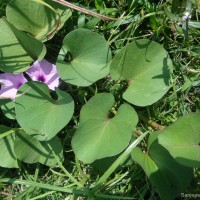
[0,59,59,100]
[0,1,199,199]
[0,73,27,100]
[26,59,59,90]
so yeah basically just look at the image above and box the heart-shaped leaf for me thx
[158,113,200,167]
[131,132,193,200]
[0,17,46,73]
[6,0,71,41]
[110,39,173,106]
[72,93,138,163]
[14,131,63,166]
[15,81,74,141]
[56,28,111,86]
[0,126,18,168]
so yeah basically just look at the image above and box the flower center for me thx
[37,75,46,82]
[17,82,23,89]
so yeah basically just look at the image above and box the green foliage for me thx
[132,132,193,200]
[14,131,63,166]
[0,0,200,199]
[158,113,200,167]
[56,28,111,86]
[110,39,173,106]
[0,126,18,168]
[0,126,63,168]
[6,0,71,41]
[15,81,74,141]
[72,93,138,163]
[0,99,15,119]
[0,17,46,73]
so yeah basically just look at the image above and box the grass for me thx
[0,0,200,199]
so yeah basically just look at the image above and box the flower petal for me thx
[0,73,27,100]
[26,59,59,90]
[0,73,27,88]
[0,86,18,100]
[45,73,59,90]
[26,60,43,79]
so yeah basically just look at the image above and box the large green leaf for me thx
[110,39,173,106]
[56,28,111,86]
[0,17,46,73]
[15,81,74,141]
[6,0,71,41]
[14,131,63,166]
[0,126,18,168]
[158,113,200,167]
[131,132,193,200]
[72,93,138,163]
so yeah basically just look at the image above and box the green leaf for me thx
[72,93,138,163]
[7,18,46,61]
[93,153,133,173]
[93,155,120,172]
[158,113,200,167]
[110,39,173,106]
[0,99,15,120]
[0,17,46,73]
[131,132,193,200]
[56,28,111,86]
[15,81,74,141]
[0,126,18,168]
[6,0,71,41]
[14,131,63,166]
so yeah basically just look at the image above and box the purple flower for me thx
[0,73,27,100]
[26,59,59,90]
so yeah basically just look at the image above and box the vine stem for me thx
[0,128,23,139]
[139,115,165,131]
[52,0,119,21]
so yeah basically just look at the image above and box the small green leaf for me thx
[0,126,18,168]
[110,39,173,106]
[14,131,63,166]
[56,28,111,86]
[15,81,74,141]
[132,132,193,200]
[0,17,46,73]
[158,113,200,167]
[72,93,138,163]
